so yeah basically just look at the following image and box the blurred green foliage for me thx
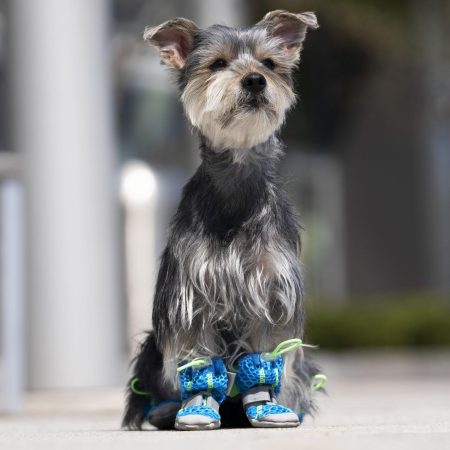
[306,294,450,349]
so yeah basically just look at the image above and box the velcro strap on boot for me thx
[241,386,272,407]
[182,393,220,412]
[226,371,238,397]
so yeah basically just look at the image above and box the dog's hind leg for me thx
[276,350,323,419]
[122,331,180,430]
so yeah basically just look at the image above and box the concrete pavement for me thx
[1,351,450,449]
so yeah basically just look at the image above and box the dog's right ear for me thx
[143,18,198,70]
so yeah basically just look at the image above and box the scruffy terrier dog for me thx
[123,10,321,431]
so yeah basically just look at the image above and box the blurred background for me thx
[1,0,450,414]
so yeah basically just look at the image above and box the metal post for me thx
[9,0,123,388]
[1,178,25,412]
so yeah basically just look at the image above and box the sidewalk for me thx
[1,351,450,449]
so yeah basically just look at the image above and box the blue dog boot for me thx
[175,357,228,431]
[236,351,299,428]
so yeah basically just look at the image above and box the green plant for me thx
[305,294,450,349]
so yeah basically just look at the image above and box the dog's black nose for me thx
[241,72,266,94]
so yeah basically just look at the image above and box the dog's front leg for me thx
[152,246,228,430]
[229,304,321,428]
[152,246,220,384]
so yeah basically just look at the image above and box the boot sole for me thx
[175,420,220,431]
[248,418,300,428]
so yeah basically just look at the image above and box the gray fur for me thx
[123,10,320,430]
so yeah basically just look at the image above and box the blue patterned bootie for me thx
[175,357,228,431]
[236,340,303,428]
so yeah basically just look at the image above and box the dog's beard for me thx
[214,106,280,151]
[191,98,284,152]
[219,96,276,129]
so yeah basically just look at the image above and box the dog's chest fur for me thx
[166,142,303,334]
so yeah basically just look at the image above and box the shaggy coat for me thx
[123,10,320,430]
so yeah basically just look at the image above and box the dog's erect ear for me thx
[260,10,318,58]
[143,18,198,69]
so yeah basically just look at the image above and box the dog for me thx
[123,10,320,431]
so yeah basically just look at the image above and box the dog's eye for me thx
[209,59,228,70]
[262,58,276,70]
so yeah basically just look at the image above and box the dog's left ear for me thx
[143,18,198,69]
[260,10,318,59]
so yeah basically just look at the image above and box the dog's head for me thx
[144,11,318,150]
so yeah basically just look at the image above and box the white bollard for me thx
[0,179,25,412]
[120,161,158,354]
[9,0,123,388]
